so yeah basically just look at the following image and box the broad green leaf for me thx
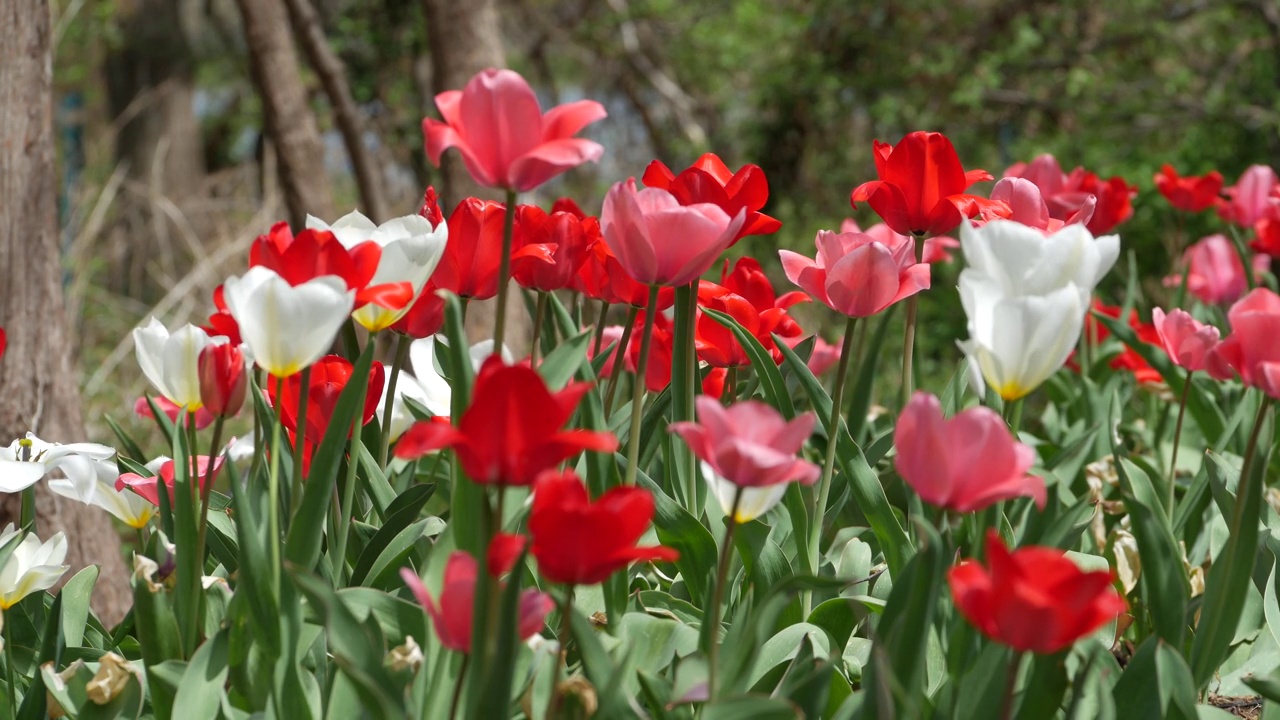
[635,467,717,606]
[349,484,435,585]
[172,629,230,720]
[1112,455,1189,647]
[703,307,793,418]
[59,565,98,649]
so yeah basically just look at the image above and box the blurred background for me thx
[50,0,1280,430]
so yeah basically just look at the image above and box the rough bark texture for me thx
[0,0,132,625]
[284,0,390,222]
[235,0,334,228]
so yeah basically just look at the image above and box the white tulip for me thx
[133,318,226,410]
[375,369,432,442]
[222,266,355,378]
[957,220,1119,401]
[702,462,787,523]
[0,433,116,494]
[0,524,69,609]
[407,336,514,417]
[307,210,448,332]
[46,454,156,530]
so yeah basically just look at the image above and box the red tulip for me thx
[670,397,818,489]
[779,229,930,318]
[574,240,673,309]
[400,543,553,654]
[1165,234,1269,306]
[1154,164,1223,213]
[249,222,414,311]
[894,392,1044,513]
[626,310,675,393]
[390,285,447,339]
[949,531,1126,654]
[423,68,606,192]
[198,344,247,418]
[394,357,617,485]
[642,153,782,242]
[511,204,597,292]
[1152,308,1221,373]
[600,179,745,287]
[1073,302,1163,385]
[850,131,993,237]
[695,286,803,369]
[1251,207,1280,259]
[1218,165,1279,227]
[528,470,678,585]
[1004,155,1134,235]
[0,327,5,362]
[116,456,225,507]
[134,396,215,431]
[1210,288,1280,397]
[201,285,242,345]
[269,355,385,449]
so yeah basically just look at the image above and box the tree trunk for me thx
[0,0,131,625]
[235,0,334,228]
[284,0,391,222]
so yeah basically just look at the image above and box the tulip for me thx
[806,336,841,376]
[134,396,214,431]
[307,208,448,331]
[270,355,385,449]
[511,204,598,292]
[670,397,819,492]
[958,220,1119,400]
[528,470,678,585]
[840,218,959,264]
[0,524,69,609]
[1166,234,1268,306]
[423,68,606,191]
[0,433,116,494]
[394,357,617,485]
[600,179,745,287]
[249,222,407,309]
[198,343,247,418]
[430,198,505,300]
[1211,288,1280,397]
[625,310,675,393]
[1154,164,1224,213]
[694,267,805,367]
[133,318,226,410]
[1218,164,1279,227]
[1004,154,1135,235]
[698,463,786,523]
[201,285,242,345]
[222,266,355,378]
[984,177,1093,232]
[574,239,672,308]
[894,392,1044,513]
[115,456,224,507]
[403,337,513,418]
[46,456,156,530]
[780,228,930,318]
[850,131,994,237]
[949,531,1126,654]
[0,327,5,361]
[390,285,448,339]
[642,153,782,241]
[400,544,553,654]
[1152,308,1221,372]
[1073,302,1163,386]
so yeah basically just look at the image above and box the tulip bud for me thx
[198,344,246,418]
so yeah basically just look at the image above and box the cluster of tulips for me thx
[3,65,1280,719]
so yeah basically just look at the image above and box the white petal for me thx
[225,268,354,377]
[0,459,46,493]
[408,337,452,416]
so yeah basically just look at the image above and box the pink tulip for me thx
[134,396,215,430]
[779,229,930,318]
[1211,288,1280,398]
[1219,165,1279,227]
[1165,234,1269,306]
[894,392,1045,513]
[806,336,842,376]
[1151,308,1221,372]
[669,397,819,488]
[422,68,607,192]
[400,548,552,655]
[115,456,224,507]
[600,179,745,287]
[840,218,958,263]
[983,177,1094,233]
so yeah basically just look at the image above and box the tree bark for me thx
[235,0,334,228]
[283,0,390,222]
[0,0,131,625]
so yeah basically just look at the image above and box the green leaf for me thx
[1113,638,1198,720]
[703,307,793,417]
[172,629,230,720]
[59,565,99,649]
[349,484,435,585]
[841,311,894,444]
[1112,455,1189,647]
[538,328,592,390]
[635,467,717,606]
[357,517,443,589]
[702,695,802,719]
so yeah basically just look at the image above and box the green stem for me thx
[379,335,410,468]
[3,617,16,716]
[900,296,918,407]
[681,282,699,516]
[251,369,264,482]
[531,291,549,366]
[448,654,469,720]
[625,286,661,487]
[592,300,610,356]
[1168,369,1194,514]
[1004,398,1024,437]
[707,487,744,700]
[546,586,576,720]
[290,365,312,517]
[331,378,371,584]
[191,415,226,645]
[808,317,858,591]
[603,305,640,416]
[492,189,519,349]
[342,318,362,360]
[1000,651,1024,720]
[18,487,33,530]
[268,375,285,598]
[724,366,739,405]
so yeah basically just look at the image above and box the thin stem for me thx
[492,189,519,349]
[1168,369,1194,514]
[1239,396,1271,506]
[251,369,264,481]
[723,366,739,405]
[379,335,410,468]
[546,586,576,719]
[999,651,1024,720]
[290,365,313,516]
[603,305,640,416]
[681,282,699,516]
[1004,398,1024,437]
[332,379,372,584]
[191,415,226,645]
[625,286,661,487]
[4,617,16,716]
[531,291,549,366]
[900,296,919,407]
[808,317,858,587]
[268,375,286,598]
[447,654,469,720]
[18,487,33,530]
[707,487,745,700]
[592,300,610,356]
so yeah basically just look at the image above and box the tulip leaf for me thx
[472,548,533,719]
[1112,454,1189,648]
[172,628,230,720]
[841,311,895,444]
[284,342,376,571]
[952,643,1013,720]
[59,564,98,649]
[776,336,911,576]
[1191,405,1273,689]
[635,466,717,606]
[104,414,147,465]
[353,441,396,520]
[1113,638,1198,720]
[348,484,433,586]
[355,517,443,590]
[537,327,592,391]
[702,307,794,418]
[702,695,802,719]
[226,451,282,657]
